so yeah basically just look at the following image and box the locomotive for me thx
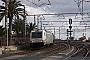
[30,30,54,48]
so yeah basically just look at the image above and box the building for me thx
[0,21,2,26]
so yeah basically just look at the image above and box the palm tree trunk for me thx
[9,16,13,45]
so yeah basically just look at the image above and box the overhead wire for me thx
[26,0,62,20]
[74,0,82,13]
[26,0,90,31]
[74,0,90,29]
[26,0,66,30]
[39,0,66,27]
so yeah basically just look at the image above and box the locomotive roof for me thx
[31,29,52,33]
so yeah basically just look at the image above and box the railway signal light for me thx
[69,26,72,29]
[69,18,72,24]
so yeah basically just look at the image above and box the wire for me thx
[26,0,64,26]
[26,0,90,29]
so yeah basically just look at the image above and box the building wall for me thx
[0,21,2,26]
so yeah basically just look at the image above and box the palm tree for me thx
[0,26,5,37]
[26,22,36,36]
[0,0,26,45]
[0,26,5,46]
[12,19,24,39]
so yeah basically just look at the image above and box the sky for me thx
[0,0,90,39]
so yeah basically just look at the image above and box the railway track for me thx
[32,43,71,56]
[2,43,71,57]
[63,43,90,60]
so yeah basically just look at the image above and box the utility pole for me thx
[37,16,39,29]
[54,27,55,39]
[73,29,75,39]
[23,5,26,38]
[5,0,8,46]
[82,0,84,20]
[34,15,36,26]
[59,27,60,39]
[40,20,42,30]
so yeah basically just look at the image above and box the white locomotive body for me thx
[30,30,54,47]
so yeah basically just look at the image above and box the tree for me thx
[0,0,26,45]
[0,26,5,37]
[0,26,5,46]
[12,19,24,39]
[26,22,36,36]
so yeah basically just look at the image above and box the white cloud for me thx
[0,0,90,39]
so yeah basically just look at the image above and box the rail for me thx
[82,48,90,60]
[63,44,85,60]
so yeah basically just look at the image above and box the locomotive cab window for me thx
[32,32,42,38]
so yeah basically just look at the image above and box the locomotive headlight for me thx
[30,41,33,42]
[32,41,34,42]
[41,40,45,42]
[41,40,43,42]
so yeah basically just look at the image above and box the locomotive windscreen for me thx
[32,32,42,38]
